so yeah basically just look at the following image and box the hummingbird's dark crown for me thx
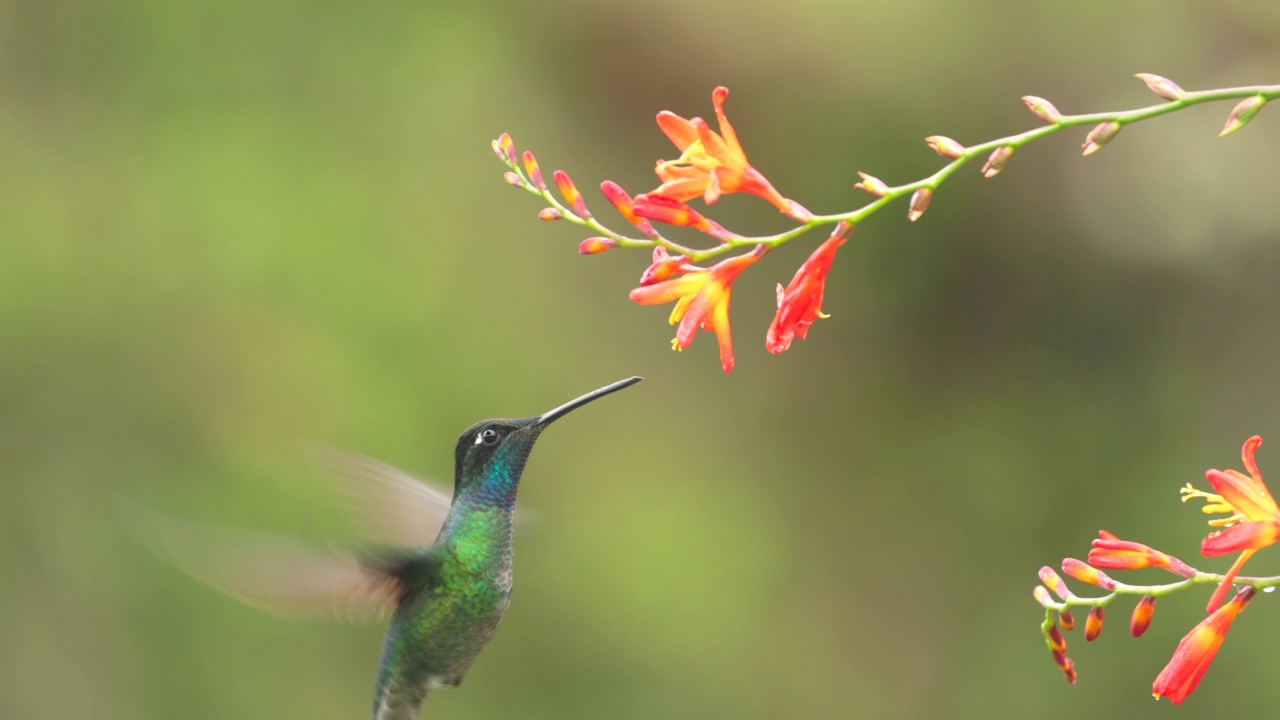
[452,417,543,505]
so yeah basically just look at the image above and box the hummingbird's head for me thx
[451,377,643,506]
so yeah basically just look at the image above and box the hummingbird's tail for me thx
[372,683,430,720]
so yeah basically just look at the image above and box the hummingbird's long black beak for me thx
[535,376,642,427]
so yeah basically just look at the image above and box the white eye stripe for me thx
[474,433,484,445]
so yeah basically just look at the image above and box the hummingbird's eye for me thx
[478,428,500,446]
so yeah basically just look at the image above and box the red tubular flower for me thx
[1152,587,1255,704]
[638,247,693,286]
[1084,607,1104,642]
[1088,530,1196,577]
[1184,436,1280,612]
[651,87,805,219]
[628,249,763,373]
[766,223,851,355]
[632,195,733,243]
[599,181,657,238]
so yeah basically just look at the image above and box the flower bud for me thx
[1085,607,1103,642]
[1058,610,1076,632]
[1047,625,1066,653]
[1039,566,1074,601]
[1082,121,1122,156]
[1033,585,1055,608]
[492,132,518,165]
[981,146,1014,178]
[907,187,932,222]
[1135,73,1185,101]
[1220,95,1267,138]
[1130,595,1156,637]
[599,181,658,238]
[578,237,619,255]
[503,171,524,187]
[1062,558,1117,591]
[1021,96,1063,124]
[854,172,889,198]
[522,151,546,191]
[538,208,562,222]
[924,135,965,159]
[553,170,591,218]
[633,195,732,243]
[639,246,691,286]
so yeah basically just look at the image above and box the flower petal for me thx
[655,111,699,151]
[1201,521,1280,556]
[1205,469,1280,522]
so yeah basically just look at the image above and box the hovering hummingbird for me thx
[124,376,642,720]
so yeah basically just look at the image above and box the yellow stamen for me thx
[816,310,830,319]
[668,295,694,325]
[1182,484,1246,526]
[670,337,682,352]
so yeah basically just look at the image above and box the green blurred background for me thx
[3,1,1280,717]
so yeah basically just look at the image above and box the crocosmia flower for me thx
[1087,530,1195,577]
[766,224,850,354]
[651,87,802,218]
[1152,587,1254,704]
[1183,436,1280,612]
[628,249,763,373]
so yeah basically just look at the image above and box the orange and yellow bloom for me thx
[628,249,764,373]
[651,87,806,220]
[767,223,851,355]
[1152,586,1255,704]
[1183,435,1280,612]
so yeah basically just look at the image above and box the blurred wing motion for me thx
[118,500,406,622]
[312,447,454,548]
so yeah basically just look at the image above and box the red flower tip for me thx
[578,237,619,255]
[1153,587,1255,704]
[766,224,851,355]
[1129,595,1156,638]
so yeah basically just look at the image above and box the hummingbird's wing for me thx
[312,448,454,548]
[118,501,409,622]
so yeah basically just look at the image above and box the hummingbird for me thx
[123,376,642,720]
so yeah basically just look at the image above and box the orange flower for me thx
[1152,586,1254,704]
[1087,530,1195,577]
[651,87,805,219]
[766,223,851,354]
[1183,436,1280,612]
[628,249,763,373]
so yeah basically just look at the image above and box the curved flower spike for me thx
[651,87,801,218]
[629,248,764,373]
[767,222,852,354]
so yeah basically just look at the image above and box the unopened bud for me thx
[1022,96,1063,124]
[1061,657,1077,685]
[599,181,658,238]
[578,237,618,255]
[924,135,965,159]
[1082,121,1122,156]
[522,151,546,190]
[854,172,889,198]
[981,146,1015,178]
[1033,585,1055,608]
[907,187,933,222]
[1058,610,1076,632]
[553,170,590,218]
[1220,95,1267,138]
[503,171,524,187]
[1135,73,1185,101]
[538,208,562,222]
[1047,625,1066,653]
[492,133,518,165]
[1130,595,1156,637]
[1084,607,1103,642]
[1039,566,1075,601]
[1062,558,1117,591]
